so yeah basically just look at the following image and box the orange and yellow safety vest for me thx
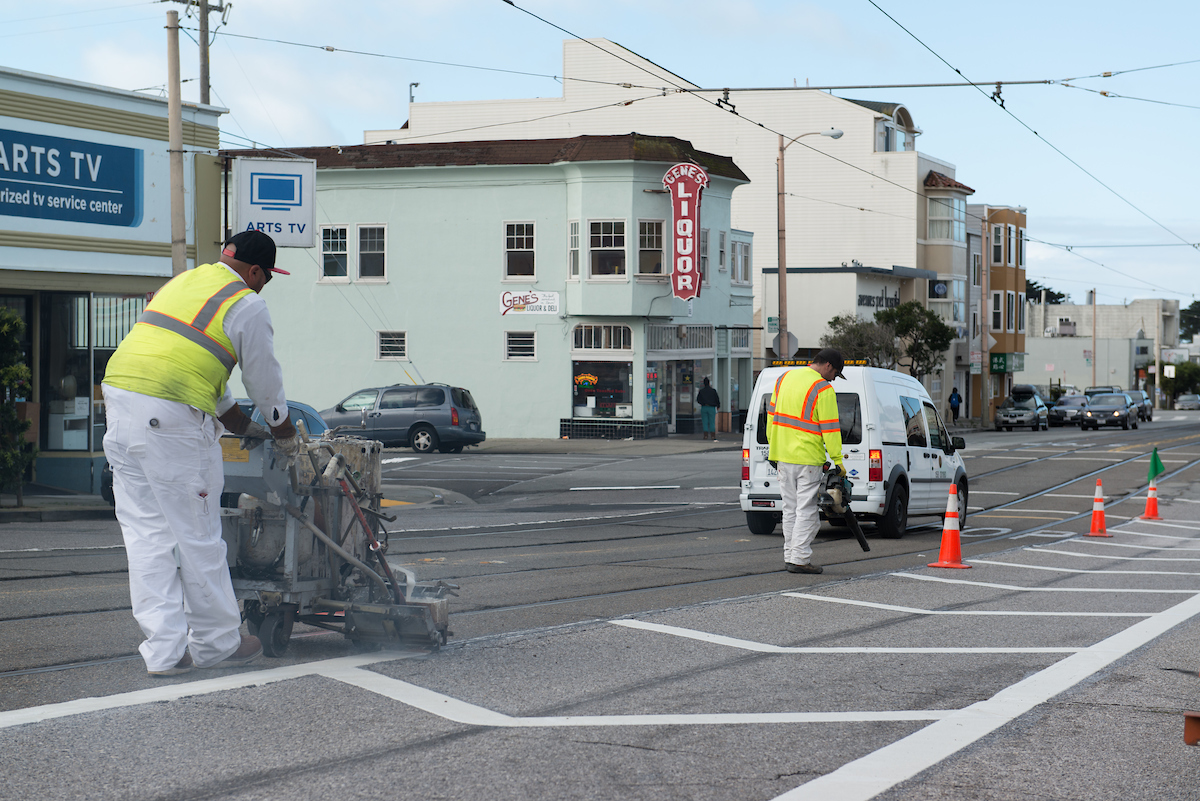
[766,366,844,466]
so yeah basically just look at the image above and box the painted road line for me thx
[0,545,125,554]
[322,663,953,727]
[611,620,1080,653]
[569,485,681,491]
[984,508,1084,514]
[776,590,1200,801]
[1127,519,1200,532]
[969,559,1199,577]
[1028,547,1200,562]
[969,491,1021,495]
[1118,530,1199,541]
[782,593,1151,617]
[381,457,419,465]
[896,572,1200,593]
[1065,539,1200,552]
[1045,493,1108,499]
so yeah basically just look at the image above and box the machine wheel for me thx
[746,511,778,536]
[438,444,464,454]
[243,602,265,637]
[877,485,908,539]
[258,610,294,658]
[410,425,439,454]
[944,481,968,529]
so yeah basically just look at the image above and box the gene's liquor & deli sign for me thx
[662,163,708,301]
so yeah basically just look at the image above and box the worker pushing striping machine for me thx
[219,425,455,657]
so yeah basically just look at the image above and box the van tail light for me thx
[742,449,750,481]
[451,407,460,426]
[869,449,883,482]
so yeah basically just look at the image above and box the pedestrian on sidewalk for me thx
[102,231,301,676]
[697,377,721,441]
[949,387,961,423]
[766,349,845,575]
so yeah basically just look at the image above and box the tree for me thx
[1161,360,1200,402]
[1180,300,1200,342]
[874,301,956,382]
[0,308,36,507]
[1026,279,1067,305]
[820,314,900,369]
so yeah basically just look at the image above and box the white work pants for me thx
[102,384,242,671]
[778,462,822,566]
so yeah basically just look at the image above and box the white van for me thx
[740,364,968,538]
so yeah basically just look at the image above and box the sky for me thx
[4,0,1199,309]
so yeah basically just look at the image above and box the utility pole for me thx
[167,10,186,276]
[1091,288,1097,388]
[169,0,227,105]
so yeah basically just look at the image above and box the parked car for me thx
[1048,395,1089,427]
[321,383,485,453]
[1081,393,1139,430]
[1177,394,1200,411]
[741,365,967,539]
[101,399,329,506]
[1128,389,1153,422]
[994,385,1049,431]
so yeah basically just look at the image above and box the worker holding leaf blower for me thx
[102,231,301,676]
[766,348,846,575]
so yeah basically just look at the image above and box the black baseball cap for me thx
[813,348,846,379]
[221,230,289,275]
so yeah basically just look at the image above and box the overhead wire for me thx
[1060,57,1200,82]
[0,0,165,24]
[1058,82,1200,111]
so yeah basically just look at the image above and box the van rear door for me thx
[748,392,780,500]
[899,394,932,510]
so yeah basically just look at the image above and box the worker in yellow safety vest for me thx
[766,348,846,574]
[102,230,299,676]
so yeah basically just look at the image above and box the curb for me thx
[0,507,116,524]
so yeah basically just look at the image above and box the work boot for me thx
[197,634,263,669]
[148,651,193,677]
[786,563,823,575]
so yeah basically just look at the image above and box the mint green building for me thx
[226,134,754,439]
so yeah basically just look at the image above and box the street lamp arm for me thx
[781,128,843,150]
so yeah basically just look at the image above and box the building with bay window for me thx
[0,66,223,492]
[223,134,754,438]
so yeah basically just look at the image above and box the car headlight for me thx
[1113,410,1121,416]
[1085,411,1092,417]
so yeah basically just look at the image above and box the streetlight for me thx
[775,127,842,359]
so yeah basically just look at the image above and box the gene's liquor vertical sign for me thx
[663,163,708,301]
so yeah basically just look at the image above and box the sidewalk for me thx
[0,483,114,524]
[469,431,741,456]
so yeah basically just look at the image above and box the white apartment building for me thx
[366,38,969,391]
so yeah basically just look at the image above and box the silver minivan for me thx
[740,365,967,539]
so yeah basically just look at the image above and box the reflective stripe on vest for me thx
[138,308,237,372]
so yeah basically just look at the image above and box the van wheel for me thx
[410,425,439,453]
[877,486,908,539]
[746,512,778,536]
[945,481,968,528]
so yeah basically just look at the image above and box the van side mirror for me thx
[952,436,966,451]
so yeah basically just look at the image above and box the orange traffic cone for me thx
[929,484,970,569]
[1141,476,1163,521]
[1087,478,1111,537]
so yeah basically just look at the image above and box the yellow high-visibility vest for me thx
[103,263,253,415]
[766,366,844,466]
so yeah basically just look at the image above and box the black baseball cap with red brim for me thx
[222,230,290,275]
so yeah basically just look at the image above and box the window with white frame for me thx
[589,220,626,277]
[733,241,752,284]
[1006,290,1015,333]
[991,291,1002,331]
[1017,228,1025,268]
[1017,292,1026,333]
[972,253,982,286]
[358,225,385,279]
[718,231,726,271]
[927,196,965,242]
[1007,225,1015,267]
[322,226,348,278]
[505,222,535,278]
[568,220,579,278]
[377,331,406,359]
[972,309,980,339]
[700,229,709,282]
[991,225,1003,265]
[573,324,632,350]
[505,331,536,360]
[638,220,664,275]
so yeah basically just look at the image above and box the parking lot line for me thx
[611,620,1080,653]
[782,593,1151,617]
[896,572,1200,593]
[1029,547,1200,562]
[969,559,1199,577]
[1129,519,1200,531]
[1066,539,1200,552]
[777,591,1200,801]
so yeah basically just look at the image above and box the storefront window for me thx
[572,361,632,418]
[93,294,148,445]
[645,362,667,419]
[40,294,91,451]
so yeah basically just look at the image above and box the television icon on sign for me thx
[249,172,302,210]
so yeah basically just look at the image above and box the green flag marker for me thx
[1148,447,1165,482]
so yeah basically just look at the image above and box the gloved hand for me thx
[768,459,778,470]
[270,416,301,464]
[835,462,847,478]
[239,420,271,450]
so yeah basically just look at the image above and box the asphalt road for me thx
[3,414,1200,800]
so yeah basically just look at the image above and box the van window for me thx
[900,396,927,447]
[757,394,770,445]
[922,402,946,449]
[836,393,862,445]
